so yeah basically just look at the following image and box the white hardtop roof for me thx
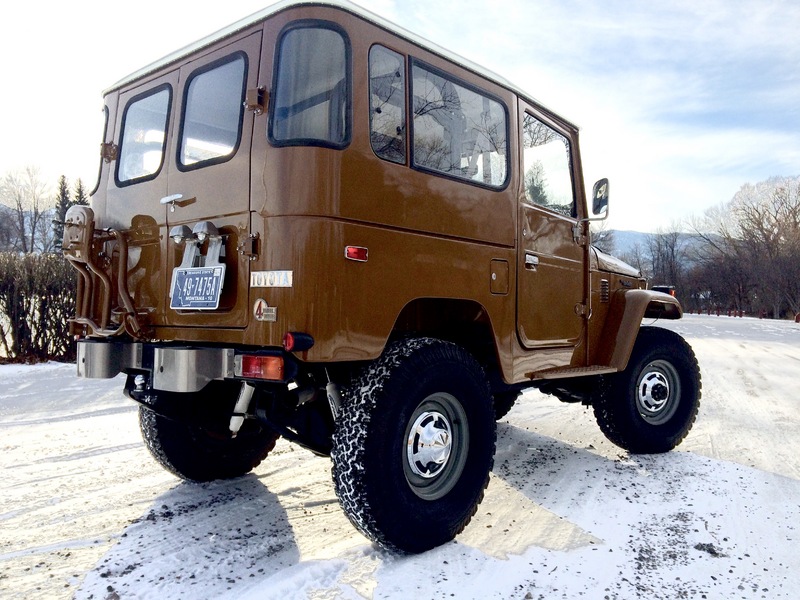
[105,0,574,128]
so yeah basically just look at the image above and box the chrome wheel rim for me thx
[636,359,681,425]
[404,392,468,500]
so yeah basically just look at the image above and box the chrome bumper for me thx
[77,340,235,393]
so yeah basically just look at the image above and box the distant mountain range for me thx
[608,230,651,257]
[602,229,716,260]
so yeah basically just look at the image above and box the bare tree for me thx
[0,205,13,251]
[732,177,800,316]
[590,220,615,254]
[0,166,53,254]
[689,176,800,317]
[647,224,684,288]
[620,242,650,279]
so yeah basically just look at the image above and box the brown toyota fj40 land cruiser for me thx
[63,0,700,553]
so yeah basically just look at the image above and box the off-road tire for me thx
[593,326,701,454]
[331,338,496,553]
[493,391,519,420]
[139,381,279,482]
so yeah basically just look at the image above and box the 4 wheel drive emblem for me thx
[253,298,277,322]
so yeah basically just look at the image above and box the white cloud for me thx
[384,0,800,230]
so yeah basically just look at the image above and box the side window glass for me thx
[117,86,171,185]
[369,45,405,163]
[522,113,574,217]
[411,62,507,188]
[270,23,350,147]
[179,54,246,169]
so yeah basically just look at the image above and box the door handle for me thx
[525,252,539,270]
[160,194,196,212]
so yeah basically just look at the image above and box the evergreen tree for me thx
[73,179,88,206]
[52,175,71,253]
[524,161,548,205]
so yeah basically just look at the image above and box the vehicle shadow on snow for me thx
[74,422,785,599]
[75,473,301,599]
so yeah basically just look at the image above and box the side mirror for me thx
[592,178,609,216]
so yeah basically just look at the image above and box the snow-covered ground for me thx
[1,314,799,599]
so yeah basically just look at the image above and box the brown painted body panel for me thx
[235,216,516,361]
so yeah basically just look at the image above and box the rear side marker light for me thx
[345,246,368,262]
[283,332,314,352]
[240,355,284,381]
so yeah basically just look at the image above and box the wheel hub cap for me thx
[639,371,670,413]
[407,411,452,478]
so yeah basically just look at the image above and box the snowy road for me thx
[1,315,799,599]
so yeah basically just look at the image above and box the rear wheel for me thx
[139,381,279,482]
[593,327,701,453]
[332,338,496,553]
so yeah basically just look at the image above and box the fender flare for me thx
[596,289,683,371]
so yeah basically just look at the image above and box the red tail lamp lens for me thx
[282,332,314,352]
[240,355,284,380]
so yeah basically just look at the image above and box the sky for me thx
[1,0,798,231]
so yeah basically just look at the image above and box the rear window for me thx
[116,85,171,185]
[269,21,351,148]
[178,53,247,170]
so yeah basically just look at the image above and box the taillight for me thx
[283,332,314,352]
[240,355,285,381]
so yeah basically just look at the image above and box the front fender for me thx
[596,289,683,371]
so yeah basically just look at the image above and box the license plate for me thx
[170,265,226,310]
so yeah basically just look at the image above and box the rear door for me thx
[516,101,585,353]
[164,31,262,328]
[106,71,179,326]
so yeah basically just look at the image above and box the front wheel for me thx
[332,338,496,553]
[593,326,701,453]
[492,390,519,420]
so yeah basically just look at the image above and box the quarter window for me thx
[270,23,350,147]
[369,45,406,163]
[117,86,171,184]
[522,113,574,216]
[179,54,247,169]
[411,62,507,188]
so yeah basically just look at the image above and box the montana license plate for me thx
[170,265,225,310]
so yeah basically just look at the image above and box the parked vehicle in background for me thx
[62,0,700,553]
[651,285,676,297]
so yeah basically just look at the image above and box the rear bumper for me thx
[77,339,292,393]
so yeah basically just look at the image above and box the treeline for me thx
[0,168,86,362]
[599,175,800,319]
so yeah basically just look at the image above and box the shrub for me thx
[0,252,77,362]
